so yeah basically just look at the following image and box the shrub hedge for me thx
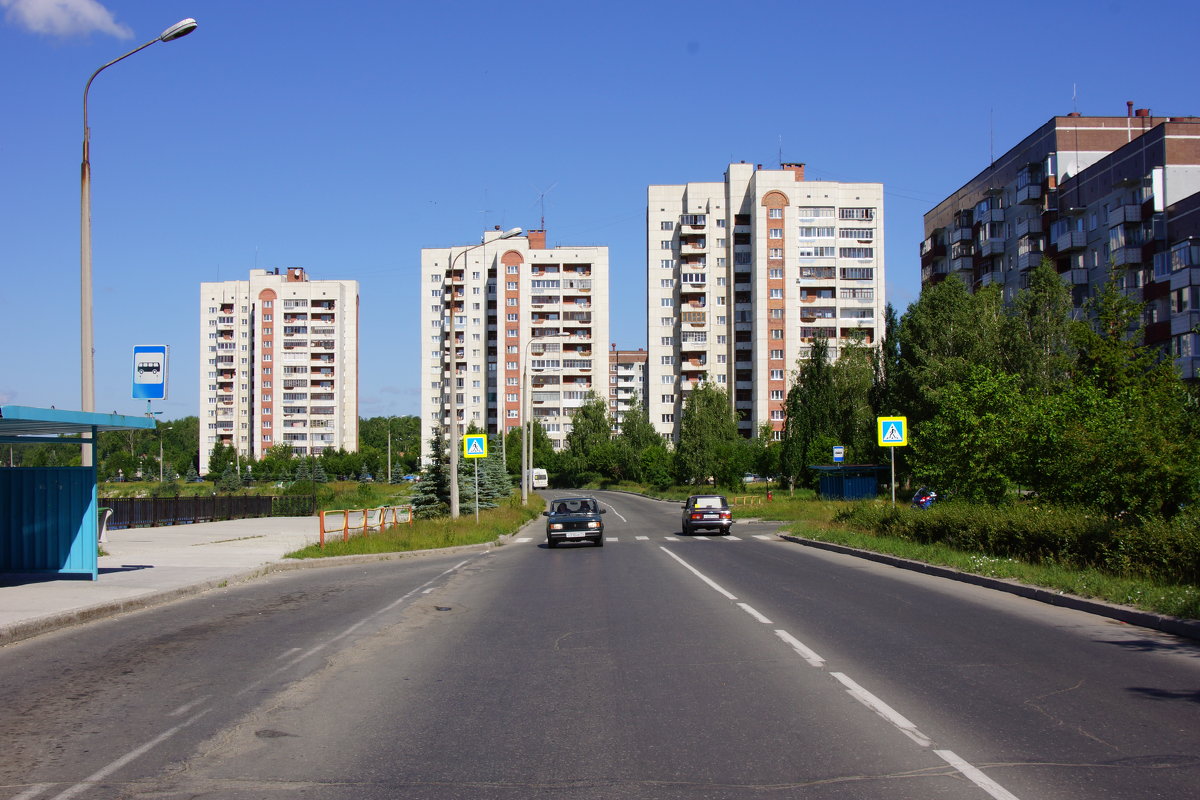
[833,502,1200,585]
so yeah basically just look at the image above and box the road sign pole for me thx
[891,449,896,507]
[474,460,480,523]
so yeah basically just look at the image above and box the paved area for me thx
[0,517,324,646]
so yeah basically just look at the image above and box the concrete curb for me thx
[778,533,1200,642]
[0,541,504,648]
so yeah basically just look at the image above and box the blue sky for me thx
[2,0,1197,421]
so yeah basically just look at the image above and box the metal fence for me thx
[103,495,316,530]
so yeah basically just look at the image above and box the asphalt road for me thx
[1,490,1198,799]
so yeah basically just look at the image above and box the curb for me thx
[0,541,503,648]
[778,533,1200,642]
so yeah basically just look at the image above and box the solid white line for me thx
[830,672,932,748]
[635,535,649,541]
[737,603,772,624]
[12,785,51,800]
[48,709,211,800]
[602,503,628,523]
[774,629,825,667]
[659,547,738,600]
[167,696,209,717]
[935,750,1022,800]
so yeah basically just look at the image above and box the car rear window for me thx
[694,497,723,509]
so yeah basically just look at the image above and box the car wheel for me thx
[595,537,604,547]
[547,539,557,548]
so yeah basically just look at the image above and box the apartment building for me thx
[647,163,886,441]
[198,268,359,473]
[419,229,610,461]
[921,106,1200,377]
[607,347,647,428]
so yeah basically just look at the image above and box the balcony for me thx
[680,311,706,326]
[1056,230,1087,251]
[1109,205,1142,226]
[1016,184,1042,205]
[978,207,1004,226]
[1015,217,1042,237]
[949,225,973,244]
[980,237,1005,257]
[978,271,1004,287]
[1112,246,1142,268]
[1018,251,1044,271]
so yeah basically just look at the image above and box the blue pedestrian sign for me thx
[132,345,169,400]
[832,446,845,463]
[877,416,907,447]
[463,434,488,459]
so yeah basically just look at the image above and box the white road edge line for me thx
[774,630,825,667]
[737,603,772,624]
[48,708,211,800]
[601,503,628,523]
[830,672,932,748]
[659,547,738,600]
[935,750,1023,800]
[12,784,52,800]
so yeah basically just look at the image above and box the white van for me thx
[528,468,548,489]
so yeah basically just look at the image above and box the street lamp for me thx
[446,227,521,518]
[521,333,565,504]
[81,18,197,466]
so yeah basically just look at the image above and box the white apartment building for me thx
[607,347,647,429]
[198,268,359,473]
[419,229,609,461]
[647,163,886,441]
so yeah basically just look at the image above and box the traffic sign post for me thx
[462,435,488,522]
[876,417,908,506]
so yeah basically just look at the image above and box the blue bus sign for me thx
[832,446,845,463]
[132,345,168,400]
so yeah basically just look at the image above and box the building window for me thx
[661,240,673,250]
[839,207,876,220]
[661,356,674,365]
[661,220,674,230]
[768,208,783,219]
[770,369,784,380]
[662,298,674,307]
[839,248,874,260]
[661,259,675,269]
[769,228,783,239]
[662,414,674,423]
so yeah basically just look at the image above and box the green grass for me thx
[784,520,1200,621]
[286,495,542,559]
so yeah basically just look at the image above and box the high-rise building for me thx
[647,163,886,441]
[198,268,359,473]
[419,229,609,462]
[607,346,647,429]
[921,107,1200,377]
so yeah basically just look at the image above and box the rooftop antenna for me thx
[989,107,994,166]
[478,189,493,227]
[531,182,557,229]
[778,133,783,167]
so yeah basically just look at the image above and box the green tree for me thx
[558,394,616,486]
[675,382,741,488]
[1005,258,1076,394]
[779,339,837,490]
[410,426,451,518]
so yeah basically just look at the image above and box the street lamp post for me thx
[446,228,521,518]
[81,18,197,467]
[521,334,565,504]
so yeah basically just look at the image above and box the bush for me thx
[834,501,1200,584]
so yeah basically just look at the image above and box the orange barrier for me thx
[730,495,765,506]
[318,505,414,547]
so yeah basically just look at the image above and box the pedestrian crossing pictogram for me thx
[463,434,487,458]
[877,416,907,447]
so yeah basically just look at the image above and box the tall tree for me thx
[1005,258,1076,394]
[779,339,837,490]
[675,382,741,487]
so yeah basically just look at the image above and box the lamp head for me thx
[159,18,198,42]
[499,227,522,239]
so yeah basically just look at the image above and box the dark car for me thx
[544,496,606,548]
[681,494,733,535]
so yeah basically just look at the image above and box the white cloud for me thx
[1,0,132,39]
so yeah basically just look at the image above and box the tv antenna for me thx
[531,181,558,229]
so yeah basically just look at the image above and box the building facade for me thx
[647,163,886,441]
[198,268,359,473]
[419,229,610,462]
[921,108,1200,377]
[607,347,647,429]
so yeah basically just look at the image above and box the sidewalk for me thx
[0,517,322,646]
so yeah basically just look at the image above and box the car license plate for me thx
[703,514,718,519]
[566,532,585,538]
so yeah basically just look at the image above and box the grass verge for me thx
[784,521,1200,620]
[285,496,542,559]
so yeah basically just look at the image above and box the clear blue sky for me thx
[2,0,1197,421]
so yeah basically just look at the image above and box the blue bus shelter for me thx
[0,406,154,580]
[809,464,886,501]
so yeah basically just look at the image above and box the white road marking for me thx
[602,503,628,523]
[726,535,742,540]
[12,785,52,800]
[659,547,738,600]
[606,537,618,542]
[737,603,772,624]
[753,534,773,540]
[168,696,209,717]
[48,709,211,800]
[830,672,932,748]
[774,629,826,667]
[515,537,532,543]
[664,537,679,541]
[693,535,711,540]
[635,535,649,540]
[935,750,1022,800]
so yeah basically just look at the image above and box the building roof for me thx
[0,405,154,440]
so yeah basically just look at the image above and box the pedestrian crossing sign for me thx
[877,416,908,447]
[463,434,488,458]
